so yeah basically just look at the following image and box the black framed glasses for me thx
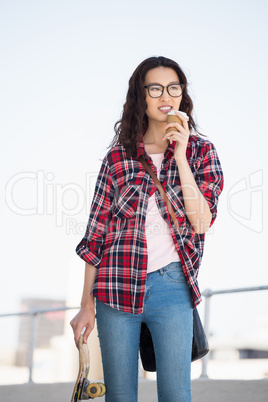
[144,83,184,98]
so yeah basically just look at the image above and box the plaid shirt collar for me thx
[136,138,176,161]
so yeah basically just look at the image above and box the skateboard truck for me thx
[80,379,92,400]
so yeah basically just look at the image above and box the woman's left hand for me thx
[163,111,190,162]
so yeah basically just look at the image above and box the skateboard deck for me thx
[71,330,106,401]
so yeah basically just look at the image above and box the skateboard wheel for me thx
[87,382,102,398]
[97,382,106,397]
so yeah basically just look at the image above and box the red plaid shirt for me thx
[76,136,224,313]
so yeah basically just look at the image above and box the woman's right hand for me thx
[70,306,95,347]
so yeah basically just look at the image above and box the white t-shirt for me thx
[145,153,180,273]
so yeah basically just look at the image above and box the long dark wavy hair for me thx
[111,56,200,158]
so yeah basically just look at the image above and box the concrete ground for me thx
[1,379,268,402]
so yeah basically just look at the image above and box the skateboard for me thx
[71,329,106,401]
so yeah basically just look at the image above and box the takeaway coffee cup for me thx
[166,111,189,134]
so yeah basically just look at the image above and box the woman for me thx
[70,56,224,402]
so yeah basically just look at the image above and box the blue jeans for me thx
[96,261,193,402]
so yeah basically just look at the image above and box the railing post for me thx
[28,312,38,383]
[200,289,212,379]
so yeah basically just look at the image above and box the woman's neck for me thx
[143,121,168,154]
[143,121,167,144]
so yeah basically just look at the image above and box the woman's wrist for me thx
[80,294,95,310]
[175,155,188,169]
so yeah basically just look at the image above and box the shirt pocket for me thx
[166,184,185,219]
[114,185,140,219]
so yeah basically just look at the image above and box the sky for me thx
[0,0,268,348]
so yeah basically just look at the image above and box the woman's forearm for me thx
[175,157,212,234]
[80,262,98,309]
[70,262,98,346]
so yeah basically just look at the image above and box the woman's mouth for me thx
[158,106,172,114]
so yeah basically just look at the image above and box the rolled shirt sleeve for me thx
[76,157,114,266]
[196,141,224,226]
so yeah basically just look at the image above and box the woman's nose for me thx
[161,87,171,100]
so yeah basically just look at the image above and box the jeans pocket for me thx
[164,266,186,283]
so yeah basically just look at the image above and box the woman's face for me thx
[144,67,183,124]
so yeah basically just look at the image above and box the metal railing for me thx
[0,306,79,383]
[0,285,268,382]
[200,285,268,378]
